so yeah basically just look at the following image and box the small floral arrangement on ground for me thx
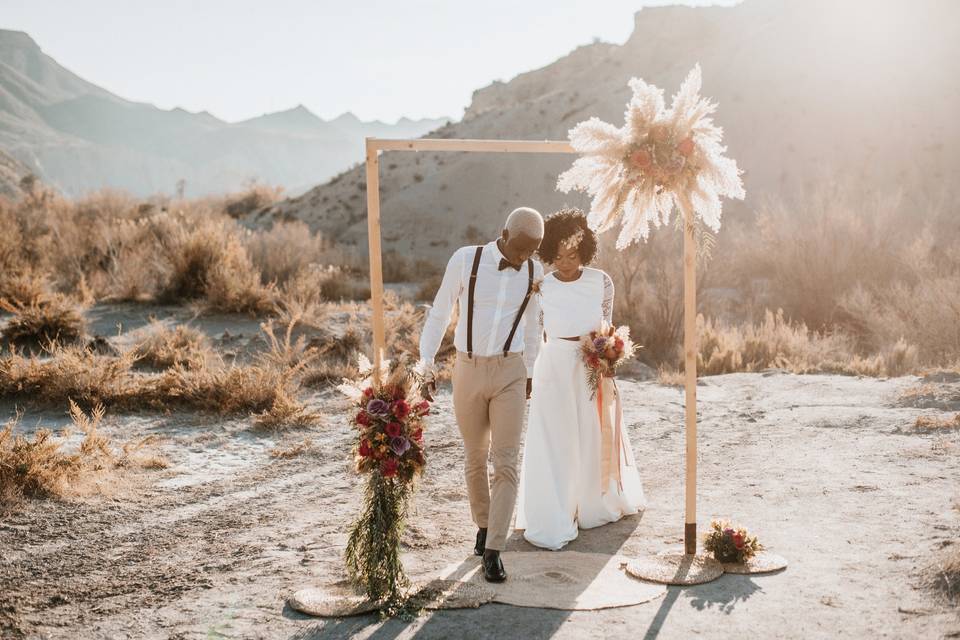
[337,353,431,616]
[579,324,638,397]
[703,519,764,564]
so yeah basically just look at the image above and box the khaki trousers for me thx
[452,350,527,551]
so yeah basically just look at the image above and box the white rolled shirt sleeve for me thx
[417,248,466,370]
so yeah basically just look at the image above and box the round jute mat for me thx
[625,553,724,585]
[287,585,378,617]
[407,579,495,610]
[721,551,788,575]
[433,551,665,610]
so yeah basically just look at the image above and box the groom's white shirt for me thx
[418,240,544,377]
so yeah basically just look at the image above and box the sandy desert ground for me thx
[1,307,959,640]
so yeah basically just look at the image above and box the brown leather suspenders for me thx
[502,258,534,356]
[466,246,484,358]
[465,245,534,359]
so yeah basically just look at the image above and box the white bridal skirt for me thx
[515,337,646,551]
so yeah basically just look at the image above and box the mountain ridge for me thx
[0,29,448,197]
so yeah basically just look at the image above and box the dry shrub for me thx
[839,276,960,365]
[692,310,920,377]
[274,268,333,337]
[134,318,318,417]
[382,250,440,283]
[155,214,277,314]
[269,438,317,459]
[257,316,321,372]
[0,269,52,308]
[252,385,323,430]
[135,360,289,415]
[304,327,363,388]
[320,271,372,302]
[924,546,960,608]
[131,321,211,370]
[596,225,687,365]
[118,435,170,470]
[0,401,112,506]
[0,293,89,352]
[416,273,443,301]
[913,413,960,432]
[0,344,137,411]
[723,189,909,331]
[0,319,320,424]
[223,182,283,219]
[244,219,329,287]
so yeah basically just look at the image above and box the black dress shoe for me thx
[474,528,487,556]
[482,550,507,583]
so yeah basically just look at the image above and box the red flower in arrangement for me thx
[380,458,398,477]
[358,440,373,458]
[415,401,430,416]
[410,427,423,442]
[356,411,371,427]
[385,422,402,438]
[392,400,410,419]
[363,387,374,398]
[732,532,745,549]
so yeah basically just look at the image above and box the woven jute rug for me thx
[721,551,788,575]
[433,551,665,610]
[626,552,724,585]
[407,579,496,609]
[287,584,379,617]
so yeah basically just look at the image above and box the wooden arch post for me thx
[363,136,701,557]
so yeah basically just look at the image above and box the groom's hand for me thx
[526,378,532,400]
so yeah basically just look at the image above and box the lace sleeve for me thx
[601,271,614,326]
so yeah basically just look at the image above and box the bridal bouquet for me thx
[703,519,764,564]
[580,325,637,398]
[338,354,430,614]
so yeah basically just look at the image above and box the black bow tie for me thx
[498,258,521,272]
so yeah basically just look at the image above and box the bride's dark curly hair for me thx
[537,207,598,265]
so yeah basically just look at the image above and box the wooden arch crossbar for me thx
[363,136,702,554]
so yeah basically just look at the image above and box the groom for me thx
[417,206,544,582]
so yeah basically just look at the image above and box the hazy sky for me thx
[1,0,740,124]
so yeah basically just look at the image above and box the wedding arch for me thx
[361,135,705,559]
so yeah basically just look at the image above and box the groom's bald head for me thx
[504,207,544,240]
[500,206,543,266]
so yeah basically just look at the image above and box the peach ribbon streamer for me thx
[596,375,630,494]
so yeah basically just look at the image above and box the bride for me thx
[515,207,646,550]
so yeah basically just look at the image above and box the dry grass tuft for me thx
[0,293,89,352]
[0,269,53,308]
[0,401,113,507]
[252,385,323,431]
[0,344,137,411]
[269,438,317,459]
[131,321,211,370]
[913,413,960,432]
[924,546,960,608]
[692,310,919,377]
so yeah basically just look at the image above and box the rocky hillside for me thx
[0,30,447,197]
[250,0,960,264]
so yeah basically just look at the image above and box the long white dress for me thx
[515,267,646,550]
